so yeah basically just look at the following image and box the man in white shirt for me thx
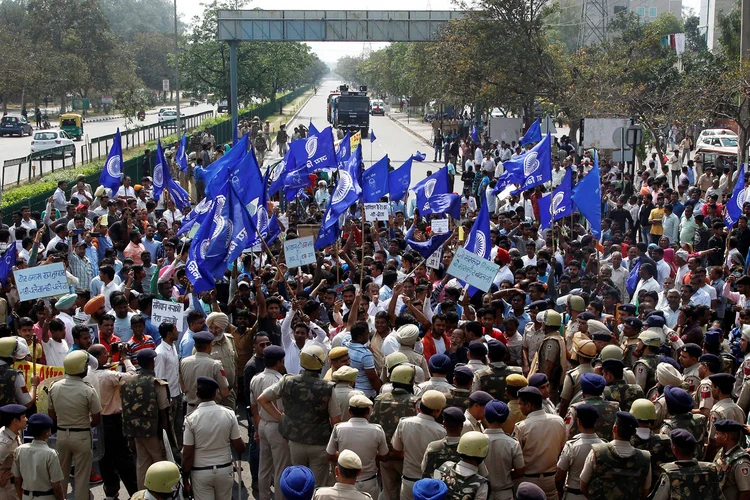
[482,152,495,178]
[53,181,69,212]
[659,289,681,328]
[45,225,69,255]
[154,322,184,444]
[608,252,629,302]
[689,275,712,306]
[54,294,77,345]
[116,176,136,199]
[551,164,566,188]
[662,205,680,244]
[651,247,672,287]
[634,263,662,297]
[280,308,328,375]
[475,146,484,165]
[674,250,689,292]
[44,318,71,366]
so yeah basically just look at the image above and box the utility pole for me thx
[740,0,750,164]
[174,0,181,134]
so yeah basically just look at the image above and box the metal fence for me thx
[2,146,77,188]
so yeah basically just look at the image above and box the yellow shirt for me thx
[649,207,665,235]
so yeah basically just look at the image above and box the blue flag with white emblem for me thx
[0,246,15,286]
[626,259,641,297]
[152,140,168,202]
[725,164,746,229]
[290,127,337,174]
[370,130,376,143]
[315,216,339,251]
[405,223,454,259]
[336,132,351,168]
[428,193,462,221]
[177,197,214,236]
[202,133,249,198]
[362,155,389,203]
[521,119,542,146]
[413,167,449,216]
[176,133,189,173]
[309,120,319,136]
[513,132,552,192]
[571,150,602,240]
[538,194,553,230]
[413,151,426,162]
[471,124,478,143]
[323,145,362,230]
[268,149,295,198]
[99,128,123,194]
[388,157,412,202]
[462,198,492,296]
[539,168,573,230]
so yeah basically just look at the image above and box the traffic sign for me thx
[626,126,643,146]
[162,79,170,92]
[612,149,634,162]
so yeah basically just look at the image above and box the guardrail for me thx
[2,146,77,188]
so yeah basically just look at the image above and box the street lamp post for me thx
[174,0,181,133]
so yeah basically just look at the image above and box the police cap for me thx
[484,400,510,424]
[516,482,546,500]
[442,406,466,424]
[682,343,702,359]
[527,373,548,388]
[332,366,358,383]
[468,391,493,406]
[670,428,697,450]
[709,373,736,394]
[664,385,694,413]
[421,390,447,411]
[193,331,214,345]
[197,376,219,389]
[517,386,542,404]
[428,354,451,374]
[580,373,606,396]
[135,348,157,366]
[263,345,286,363]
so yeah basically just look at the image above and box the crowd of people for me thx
[0,112,748,500]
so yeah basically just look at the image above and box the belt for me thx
[24,490,54,496]
[566,487,583,495]
[403,476,421,482]
[56,427,90,432]
[357,475,377,482]
[192,462,232,471]
[524,471,556,478]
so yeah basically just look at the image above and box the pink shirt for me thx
[123,242,146,265]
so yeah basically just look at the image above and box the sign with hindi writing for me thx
[431,219,449,234]
[284,236,316,268]
[14,263,69,302]
[446,246,500,292]
[151,299,185,331]
[364,203,389,221]
[13,361,64,390]
[426,249,442,269]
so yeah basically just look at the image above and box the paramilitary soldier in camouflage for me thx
[258,344,340,487]
[471,340,517,402]
[630,398,675,486]
[713,419,750,500]
[633,331,662,394]
[601,359,644,412]
[651,429,723,500]
[437,431,489,500]
[0,338,35,408]
[131,461,182,500]
[421,407,465,479]
[580,411,652,500]
[120,349,173,489]
[445,366,473,411]
[565,373,619,441]
[370,364,417,500]
[660,385,708,459]
[557,339,596,417]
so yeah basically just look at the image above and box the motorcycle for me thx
[41,114,51,129]
[137,110,146,121]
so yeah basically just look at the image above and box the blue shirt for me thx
[143,315,162,346]
[345,341,376,397]
[179,329,196,357]
[142,238,163,261]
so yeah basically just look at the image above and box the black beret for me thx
[682,343,702,359]
[197,376,219,389]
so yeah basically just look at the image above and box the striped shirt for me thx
[126,335,156,366]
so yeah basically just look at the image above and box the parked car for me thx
[30,130,75,157]
[159,109,178,128]
[158,107,176,119]
[695,128,739,156]
[0,114,34,137]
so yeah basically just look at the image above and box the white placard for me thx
[151,299,185,331]
[432,219,449,234]
[426,249,442,269]
[14,263,69,302]
[284,236,316,269]
[364,203,389,221]
[446,246,500,292]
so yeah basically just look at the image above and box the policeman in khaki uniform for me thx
[326,394,388,499]
[712,419,750,500]
[48,350,101,500]
[565,373,619,441]
[651,429,723,500]
[555,404,604,500]
[258,344,341,487]
[696,354,722,415]
[483,401,525,500]
[131,461,182,500]
[0,405,26,500]
[529,310,567,403]
[629,399,674,486]
[436,431,489,500]
[558,339,596,417]
[471,340,517,401]
[180,331,230,415]
[313,450,372,500]
[206,312,238,410]
[331,366,364,422]
[11,414,64,500]
[418,355,454,396]
[706,373,746,459]
[502,374,528,434]
[633,331,662,394]
[421,407,466,479]
[324,347,351,382]
[680,343,703,394]
[463,391,492,434]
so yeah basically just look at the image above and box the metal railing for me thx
[2,146,77,188]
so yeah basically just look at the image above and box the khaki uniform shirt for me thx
[398,346,430,382]
[523,322,546,362]
[249,368,284,422]
[417,377,453,396]
[313,482,372,500]
[326,418,388,478]
[84,360,136,415]
[560,364,594,401]
[697,377,715,411]
[210,333,237,390]
[709,398,746,439]
[392,413,446,478]
[514,410,566,474]
[332,383,364,422]
[557,432,605,490]
[484,428,524,492]
[501,400,525,435]
[0,428,20,480]
[462,410,483,434]
[183,401,240,467]
[48,376,102,428]
[12,440,64,492]
[180,352,229,410]
[683,363,701,394]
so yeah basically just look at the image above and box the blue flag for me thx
[202,133,249,198]
[471,124,478,143]
[465,198,491,260]
[725,164,746,229]
[309,120,320,136]
[427,193,461,220]
[521,119,542,146]
[370,130,376,142]
[315,216,339,251]
[405,224,454,259]
[336,132,351,167]
[0,246,15,286]
[176,133,189,173]
[538,194,553,230]
[362,155,389,203]
[514,132,552,192]
[290,126,337,174]
[626,259,641,297]
[177,197,214,236]
[165,170,191,211]
[268,150,295,198]
[413,151,426,162]
[413,167,449,215]
[540,168,574,228]
[323,145,362,230]
[571,150,602,240]
[492,171,520,195]
[152,140,168,202]
[388,157,412,202]
[99,128,123,194]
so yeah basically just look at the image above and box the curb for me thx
[387,113,432,147]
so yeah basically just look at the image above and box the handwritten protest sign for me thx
[13,361,64,390]
[14,263,69,302]
[446,246,500,292]
[431,219,449,234]
[152,299,185,331]
[284,236,316,268]
[364,203,389,221]
[426,249,442,269]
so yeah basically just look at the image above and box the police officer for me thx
[680,343,703,394]
[0,338,36,409]
[471,340,515,401]
[326,394,388,498]
[412,479,447,500]
[206,312,238,410]
[332,367,364,421]
[280,465,316,500]
[436,431,489,500]
[48,350,101,500]
[182,376,245,499]
[502,374,528,434]
[258,344,341,487]
[250,345,290,500]
[596,345,637,384]
[131,461,182,500]
[696,354,722,416]
[418,354,454,395]
[11,414,64,500]
[579,411,652,499]
[528,373,556,414]
[600,358,644,411]
[421,407,465,479]
[565,373,619,441]
[445,366,473,411]
[483,401,524,500]
[324,347,350,381]
[651,429,722,500]
[707,373,746,459]
[619,316,642,369]
[369,364,417,500]
[392,390,447,500]
[650,362,683,428]
[313,450,372,500]
[558,339,596,417]
[530,310,567,403]
[516,483,547,500]
[555,404,603,500]
[395,325,430,382]
[713,419,750,500]
[633,331,661,393]
[464,391,492,434]
[0,405,26,500]
[660,385,708,458]
[180,331,230,415]
[120,349,172,489]
[629,398,674,486]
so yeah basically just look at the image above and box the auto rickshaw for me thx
[59,113,83,140]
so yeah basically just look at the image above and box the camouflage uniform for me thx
[661,413,708,460]
[631,431,676,486]
[603,379,645,412]
[621,338,639,369]
[370,388,417,500]
[421,437,460,478]
[714,444,750,500]
[651,460,723,500]
[633,354,659,393]
[721,352,737,375]
[445,388,472,411]
[586,442,651,500]
[0,363,19,406]
[471,362,518,402]
[565,398,619,441]
[436,461,488,500]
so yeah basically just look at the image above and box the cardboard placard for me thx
[151,299,185,331]
[14,263,69,302]
[446,246,500,292]
[364,203,390,221]
[284,236,317,268]
[298,224,320,242]
[431,219,449,234]
[426,249,442,269]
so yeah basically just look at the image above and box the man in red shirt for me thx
[98,314,122,362]
[422,313,451,361]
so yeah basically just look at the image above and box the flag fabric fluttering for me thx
[99,128,123,194]
[315,217,339,250]
[520,119,542,146]
[462,197,492,296]
[202,133,249,197]
[152,140,168,202]
[323,145,362,230]
[626,260,642,297]
[268,148,296,198]
[412,151,426,162]
[725,164,746,229]
[541,167,573,229]
[425,193,461,220]
[289,126,337,174]
[471,124,478,143]
[336,132,351,168]
[388,157,413,202]
[0,245,16,286]
[405,224,454,259]
[413,167,449,216]
[176,133,189,173]
[571,150,602,240]
[491,133,551,194]
[309,120,320,136]
[370,130,376,143]
[362,155,389,203]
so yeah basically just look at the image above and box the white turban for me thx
[206,312,229,331]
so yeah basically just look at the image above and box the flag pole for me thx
[360,207,366,290]
[254,226,296,299]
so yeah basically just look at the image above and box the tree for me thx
[131,32,175,91]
